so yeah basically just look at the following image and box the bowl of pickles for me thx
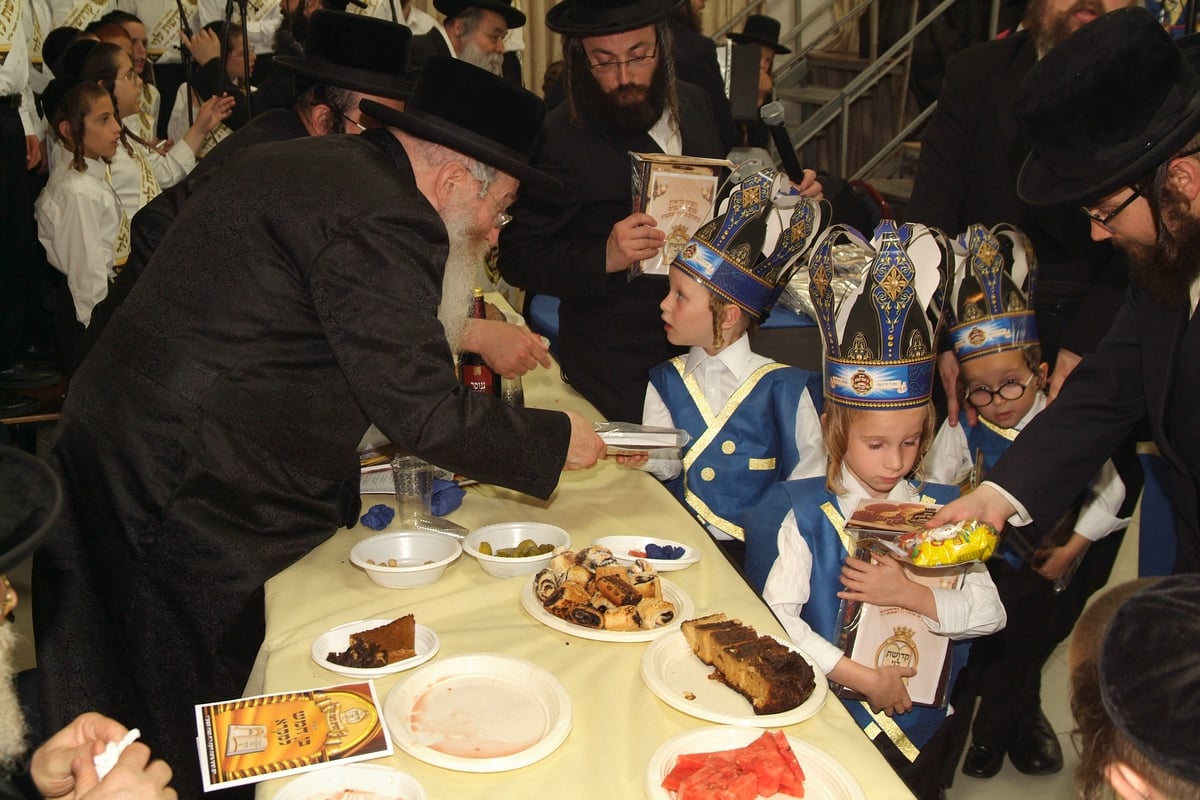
[463,522,571,578]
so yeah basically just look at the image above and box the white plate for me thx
[640,629,827,725]
[644,726,865,800]
[592,536,701,572]
[274,764,426,800]
[383,653,571,773]
[520,575,694,642]
[311,619,440,678]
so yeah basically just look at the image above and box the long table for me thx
[254,313,915,800]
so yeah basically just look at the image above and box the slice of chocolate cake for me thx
[328,615,416,668]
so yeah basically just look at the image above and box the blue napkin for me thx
[359,504,395,530]
[431,478,465,515]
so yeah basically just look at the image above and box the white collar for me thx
[647,108,681,155]
[682,333,752,379]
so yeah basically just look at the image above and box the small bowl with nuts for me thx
[350,531,462,589]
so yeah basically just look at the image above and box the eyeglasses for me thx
[586,42,658,73]
[475,178,514,230]
[1081,187,1141,233]
[964,372,1038,408]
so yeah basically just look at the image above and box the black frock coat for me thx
[907,30,1128,361]
[497,82,724,423]
[32,129,571,798]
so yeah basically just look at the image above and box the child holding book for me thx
[630,170,829,564]
[744,220,1006,800]
[924,223,1129,780]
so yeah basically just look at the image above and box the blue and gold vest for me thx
[648,357,821,541]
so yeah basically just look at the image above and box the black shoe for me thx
[962,741,1005,779]
[1008,710,1064,776]
[0,394,41,416]
[0,363,59,390]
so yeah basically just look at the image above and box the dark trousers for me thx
[154,62,187,140]
[0,106,35,370]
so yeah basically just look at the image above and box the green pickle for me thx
[478,541,493,556]
[480,539,554,558]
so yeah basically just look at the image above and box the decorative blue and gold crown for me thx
[808,220,952,409]
[671,169,830,322]
[945,223,1039,362]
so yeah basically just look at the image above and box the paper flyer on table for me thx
[195,681,392,791]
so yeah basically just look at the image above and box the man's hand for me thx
[605,213,664,273]
[938,350,976,427]
[462,319,551,378]
[788,168,823,199]
[926,484,1014,532]
[1047,348,1082,404]
[612,452,649,467]
[562,411,605,470]
[25,134,41,170]
[32,713,174,800]
[182,29,221,66]
[1034,533,1090,581]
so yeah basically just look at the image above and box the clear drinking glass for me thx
[390,455,433,525]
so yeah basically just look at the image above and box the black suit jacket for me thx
[668,17,736,153]
[407,29,451,80]
[989,286,1200,573]
[497,82,725,423]
[908,30,1128,360]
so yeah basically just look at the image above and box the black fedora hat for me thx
[546,0,683,37]
[434,0,526,28]
[360,55,558,194]
[0,447,62,574]
[274,11,413,100]
[728,15,791,55]
[1016,6,1200,207]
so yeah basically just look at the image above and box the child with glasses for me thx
[924,223,1130,782]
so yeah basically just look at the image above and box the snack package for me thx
[896,519,998,567]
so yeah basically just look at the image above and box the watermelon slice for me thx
[661,732,807,799]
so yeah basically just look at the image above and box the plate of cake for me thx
[312,615,440,678]
[640,614,827,726]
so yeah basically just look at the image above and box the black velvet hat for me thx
[1099,575,1200,784]
[274,11,413,100]
[546,0,684,37]
[1016,6,1200,207]
[40,75,88,123]
[0,447,62,573]
[360,55,558,194]
[433,0,526,28]
[728,15,791,55]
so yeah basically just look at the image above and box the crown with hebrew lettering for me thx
[808,220,952,409]
[945,223,1039,362]
[671,169,830,323]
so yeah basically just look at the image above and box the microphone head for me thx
[760,100,787,126]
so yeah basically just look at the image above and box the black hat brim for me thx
[360,98,560,195]
[434,0,526,28]
[274,55,413,100]
[546,0,683,36]
[727,32,790,54]
[0,448,62,573]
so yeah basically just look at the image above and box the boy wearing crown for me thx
[744,220,1006,800]
[924,224,1129,780]
[629,170,828,564]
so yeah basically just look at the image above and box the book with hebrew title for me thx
[195,681,391,791]
[629,152,732,279]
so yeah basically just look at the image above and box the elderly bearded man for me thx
[406,0,524,80]
[32,56,605,800]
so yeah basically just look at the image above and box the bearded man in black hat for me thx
[407,0,524,80]
[32,56,605,800]
[931,6,1200,594]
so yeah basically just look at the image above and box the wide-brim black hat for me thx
[728,15,791,54]
[274,11,413,100]
[0,447,62,574]
[360,55,558,194]
[1016,6,1200,207]
[546,0,684,37]
[434,0,526,28]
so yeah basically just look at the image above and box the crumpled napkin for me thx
[359,504,394,530]
[431,478,464,516]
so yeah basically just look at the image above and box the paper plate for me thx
[641,629,827,725]
[312,619,440,678]
[274,763,426,800]
[592,536,701,572]
[383,653,571,773]
[520,575,694,642]
[645,726,865,800]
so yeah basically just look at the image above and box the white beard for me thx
[0,624,29,775]
[459,39,504,76]
[436,200,491,353]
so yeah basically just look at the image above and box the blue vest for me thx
[962,414,1030,568]
[746,477,969,759]
[648,357,821,540]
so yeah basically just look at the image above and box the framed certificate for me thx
[629,152,732,279]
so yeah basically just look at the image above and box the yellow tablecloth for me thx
[255,304,915,800]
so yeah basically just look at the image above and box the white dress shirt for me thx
[108,131,195,217]
[35,156,123,326]
[1,0,37,136]
[115,0,200,64]
[197,0,279,55]
[762,465,1007,675]
[351,0,433,33]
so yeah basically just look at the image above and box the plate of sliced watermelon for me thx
[645,726,865,800]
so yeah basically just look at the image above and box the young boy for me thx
[925,223,1130,780]
[634,170,829,565]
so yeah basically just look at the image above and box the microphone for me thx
[760,101,806,185]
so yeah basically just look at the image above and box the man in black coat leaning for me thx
[32,57,605,800]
